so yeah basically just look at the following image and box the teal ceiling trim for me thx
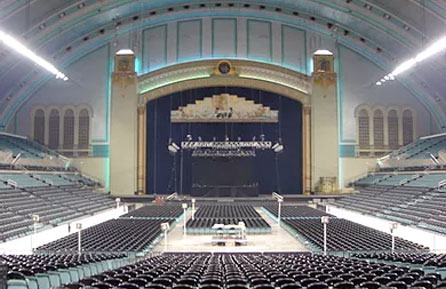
[3,10,444,129]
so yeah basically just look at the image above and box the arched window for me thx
[373,110,384,148]
[63,109,75,150]
[403,110,414,145]
[33,109,45,145]
[48,109,60,149]
[388,110,399,149]
[358,109,370,147]
[78,109,90,149]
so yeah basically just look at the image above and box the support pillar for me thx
[302,106,312,194]
[311,50,339,193]
[110,50,138,195]
[136,105,146,194]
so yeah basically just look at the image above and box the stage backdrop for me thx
[146,87,302,196]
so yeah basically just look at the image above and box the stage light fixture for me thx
[0,29,68,81]
[376,35,446,86]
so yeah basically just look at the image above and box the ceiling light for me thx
[0,29,68,80]
[376,35,446,86]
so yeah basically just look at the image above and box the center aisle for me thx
[152,207,309,253]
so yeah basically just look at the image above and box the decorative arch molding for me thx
[137,59,311,105]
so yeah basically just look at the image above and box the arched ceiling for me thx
[0,0,446,129]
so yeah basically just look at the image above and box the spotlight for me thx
[186,134,192,141]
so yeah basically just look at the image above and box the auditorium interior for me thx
[3,1,446,289]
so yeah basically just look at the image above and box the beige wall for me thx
[340,157,377,188]
[71,157,108,185]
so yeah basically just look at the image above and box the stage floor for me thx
[152,208,309,253]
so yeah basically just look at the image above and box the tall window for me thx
[403,110,414,145]
[373,110,384,148]
[358,109,370,147]
[78,109,90,149]
[63,109,75,150]
[48,109,60,149]
[33,109,45,145]
[388,110,399,149]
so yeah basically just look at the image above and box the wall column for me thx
[136,105,146,194]
[302,105,312,194]
[110,50,138,195]
[311,51,339,192]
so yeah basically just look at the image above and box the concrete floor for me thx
[152,208,309,253]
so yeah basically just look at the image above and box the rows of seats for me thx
[185,204,271,233]
[283,218,426,252]
[353,173,446,188]
[3,253,130,289]
[0,185,114,242]
[263,205,329,218]
[0,133,69,169]
[353,252,446,267]
[0,172,100,188]
[193,204,263,218]
[334,185,446,234]
[121,205,184,219]
[55,252,446,289]
[37,218,170,253]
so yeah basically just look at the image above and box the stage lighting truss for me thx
[181,141,272,150]
[192,149,256,158]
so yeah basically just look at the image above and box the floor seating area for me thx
[0,185,115,242]
[263,205,424,252]
[52,252,446,289]
[3,253,130,289]
[334,185,446,235]
[352,252,446,267]
[186,204,271,234]
[263,205,329,218]
[122,205,184,219]
[284,218,426,252]
[37,204,184,253]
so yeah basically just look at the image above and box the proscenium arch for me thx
[135,59,313,194]
[137,59,311,105]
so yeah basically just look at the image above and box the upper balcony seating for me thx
[0,133,69,170]
[334,183,446,235]
[379,134,446,170]
[354,173,446,188]
[53,253,444,289]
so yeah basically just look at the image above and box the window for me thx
[48,109,60,149]
[78,109,90,149]
[403,109,414,145]
[63,109,75,149]
[358,109,370,147]
[373,110,384,148]
[33,109,45,145]
[388,110,399,149]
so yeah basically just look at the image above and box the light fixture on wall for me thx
[0,29,68,81]
[376,35,446,86]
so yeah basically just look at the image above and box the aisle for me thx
[152,208,309,253]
